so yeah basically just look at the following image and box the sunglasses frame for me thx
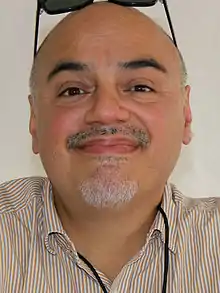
[34,0,177,57]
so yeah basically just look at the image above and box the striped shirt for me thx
[0,177,219,293]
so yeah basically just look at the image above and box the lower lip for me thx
[77,145,139,155]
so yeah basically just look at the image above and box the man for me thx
[0,2,219,292]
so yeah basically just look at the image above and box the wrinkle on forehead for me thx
[30,2,185,96]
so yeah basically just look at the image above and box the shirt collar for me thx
[42,179,180,255]
[150,182,181,254]
[42,179,78,259]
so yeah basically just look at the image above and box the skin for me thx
[29,2,192,280]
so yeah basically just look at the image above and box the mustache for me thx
[66,125,151,150]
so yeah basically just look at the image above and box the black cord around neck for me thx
[157,204,170,293]
[77,205,169,293]
[77,252,108,293]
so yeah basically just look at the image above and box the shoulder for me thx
[170,183,220,225]
[0,176,50,214]
[171,184,220,211]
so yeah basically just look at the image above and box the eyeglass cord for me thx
[78,204,169,293]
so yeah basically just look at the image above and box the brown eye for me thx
[130,85,153,93]
[59,87,86,97]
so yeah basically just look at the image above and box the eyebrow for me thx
[119,58,167,73]
[47,57,167,82]
[47,61,89,82]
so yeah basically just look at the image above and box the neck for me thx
[54,186,163,235]
[54,188,164,280]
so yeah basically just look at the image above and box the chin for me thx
[78,163,139,208]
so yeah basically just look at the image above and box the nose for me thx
[85,85,130,125]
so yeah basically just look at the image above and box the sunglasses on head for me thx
[34,0,177,57]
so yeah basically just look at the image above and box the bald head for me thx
[29,2,187,96]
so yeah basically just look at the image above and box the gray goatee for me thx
[79,156,139,208]
[67,125,150,208]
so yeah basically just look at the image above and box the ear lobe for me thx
[28,95,39,154]
[183,113,193,145]
[182,86,193,145]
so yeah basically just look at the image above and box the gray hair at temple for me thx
[29,19,188,97]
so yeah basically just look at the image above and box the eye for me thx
[58,87,88,97]
[129,84,154,93]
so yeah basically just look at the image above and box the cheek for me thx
[153,106,184,138]
[132,101,185,147]
[132,102,185,179]
[38,106,84,149]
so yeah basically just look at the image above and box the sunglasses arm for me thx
[161,0,178,47]
[33,1,42,57]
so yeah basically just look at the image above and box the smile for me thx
[76,137,140,155]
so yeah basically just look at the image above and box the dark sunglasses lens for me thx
[44,0,89,13]
[115,0,157,5]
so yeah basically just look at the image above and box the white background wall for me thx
[0,0,219,197]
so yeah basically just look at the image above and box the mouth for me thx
[76,138,140,155]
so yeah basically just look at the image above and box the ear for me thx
[28,95,39,154]
[182,85,193,145]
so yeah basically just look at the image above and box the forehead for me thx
[36,4,180,79]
